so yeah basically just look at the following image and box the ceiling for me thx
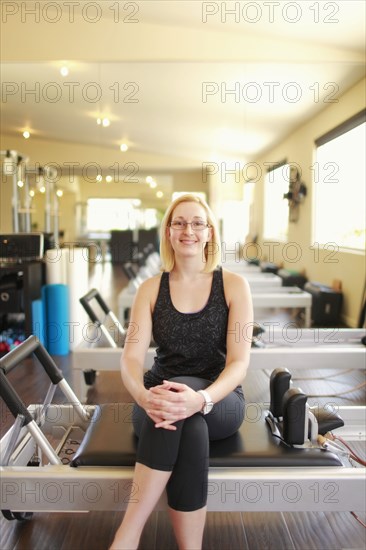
[1,1,365,173]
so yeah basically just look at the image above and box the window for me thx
[242,180,255,242]
[313,110,366,252]
[86,199,158,232]
[221,200,247,248]
[263,163,289,241]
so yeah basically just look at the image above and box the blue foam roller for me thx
[43,284,70,355]
[31,299,46,346]
[41,286,48,348]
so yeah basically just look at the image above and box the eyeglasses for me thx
[169,220,211,231]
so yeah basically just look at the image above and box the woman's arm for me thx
[121,276,188,427]
[201,269,253,405]
[121,277,157,406]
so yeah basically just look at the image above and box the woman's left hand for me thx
[147,380,204,430]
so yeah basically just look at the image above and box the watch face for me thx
[205,402,214,414]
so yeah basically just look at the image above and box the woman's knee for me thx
[182,412,209,447]
[166,414,209,511]
[169,376,210,392]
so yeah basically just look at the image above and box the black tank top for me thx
[144,267,240,393]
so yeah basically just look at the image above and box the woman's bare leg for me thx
[110,462,171,550]
[168,505,207,550]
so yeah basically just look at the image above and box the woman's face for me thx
[167,201,213,258]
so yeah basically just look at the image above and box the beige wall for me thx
[0,174,13,231]
[251,77,366,327]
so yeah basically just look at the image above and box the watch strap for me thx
[197,389,213,415]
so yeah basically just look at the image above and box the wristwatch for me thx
[197,390,214,415]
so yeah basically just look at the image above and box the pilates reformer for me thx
[235,273,282,288]
[252,287,312,327]
[1,336,365,520]
[73,289,156,402]
[221,260,261,273]
[251,327,366,371]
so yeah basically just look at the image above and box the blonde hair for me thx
[159,193,221,273]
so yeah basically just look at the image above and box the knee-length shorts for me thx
[132,376,245,511]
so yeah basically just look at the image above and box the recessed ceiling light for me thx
[96,175,103,182]
[120,144,128,152]
[23,131,30,139]
[60,66,69,77]
[40,186,46,193]
[97,118,102,125]
[106,175,112,183]
[102,118,110,127]
[156,191,163,198]
[146,176,153,183]
[149,181,157,189]
[56,189,63,197]
[29,189,35,197]
[17,180,24,188]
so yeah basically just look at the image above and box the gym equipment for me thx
[304,281,343,326]
[0,233,44,263]
[236,273,282,288]
[1,150,60,245]
[252,287,312,327]
[79,288,125,349]
[277,269,308,288]
[260,262,279,274]
[221,260,261,273]
[41,284,70,356]
[1,336,365,519]
[74,289,156,402]
[110,230,135,264]
[251,327,366,371]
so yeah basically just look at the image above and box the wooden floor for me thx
[1,261,365,550]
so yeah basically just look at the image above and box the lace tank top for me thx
[144,267,241,394]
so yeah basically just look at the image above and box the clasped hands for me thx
[141,380,204,430]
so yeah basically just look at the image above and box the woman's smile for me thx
[179,239,197,245]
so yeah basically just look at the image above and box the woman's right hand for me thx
[137,386,188,431]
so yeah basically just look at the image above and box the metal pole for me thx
[24,170,31,232]
[53,191,59,245]
[44,167,52,234]
[12,155,20,233]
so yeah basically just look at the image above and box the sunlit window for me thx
[313,115,365,252]
[263,163,289,241]
[243,180,255,241]
[86,199,158,231]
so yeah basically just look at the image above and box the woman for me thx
[110,194,253,550]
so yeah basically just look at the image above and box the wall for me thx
[0,173,13,231]
[251,77,366,327]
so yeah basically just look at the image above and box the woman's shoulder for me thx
[221,266,248,284]
[132,273,164,314]
[221,267,251,300]
[138,272,163,296]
